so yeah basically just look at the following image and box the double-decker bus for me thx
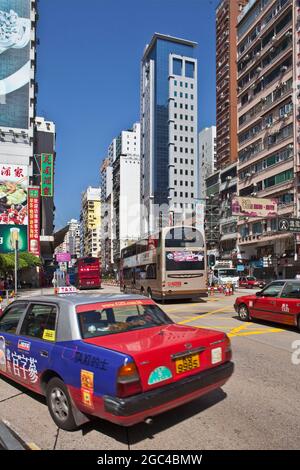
[120,226,207,301]
[74,257,101,290]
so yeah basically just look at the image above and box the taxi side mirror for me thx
[255,291,262,297]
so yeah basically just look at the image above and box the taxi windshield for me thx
[77,302,173,339]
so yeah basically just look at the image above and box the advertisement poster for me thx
[0,163,28,225]
[56,252,71,263]
[28,186,40,256]
[41,154,54,197]
[231,197,278,218]
[0,0,31,129]
[0,224,28,253]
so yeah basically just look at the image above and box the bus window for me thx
[146,264,157,279]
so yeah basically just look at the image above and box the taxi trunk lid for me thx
[84,324,228,392]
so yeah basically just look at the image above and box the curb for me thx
[0,419,40,450]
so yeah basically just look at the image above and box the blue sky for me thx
[36,0,219,229]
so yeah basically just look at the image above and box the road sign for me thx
[278,218,300,233]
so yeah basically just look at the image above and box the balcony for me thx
[238,22,293,83]
[238,0,292,55]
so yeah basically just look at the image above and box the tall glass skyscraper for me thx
[140,33,198,235]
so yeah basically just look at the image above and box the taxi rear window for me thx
[76,301,173,339]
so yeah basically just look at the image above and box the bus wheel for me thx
[147,288,153,299]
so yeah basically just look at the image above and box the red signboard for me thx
[28,187,40,257]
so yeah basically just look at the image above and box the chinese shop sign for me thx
[41,154,54,197]
[28,187,40,256]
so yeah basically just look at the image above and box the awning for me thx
[221,233,238,241]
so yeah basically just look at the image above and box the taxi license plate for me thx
[175,354,200,374]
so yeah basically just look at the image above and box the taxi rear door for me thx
[0,302,29,380]
[16,303,58,391]
[251,282,285,321]
[274,282,300,326]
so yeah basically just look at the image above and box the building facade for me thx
[216,0,249,170]
[205,163,238,260]
[55,218,80,265]
[0,1,37,255]
[237,0,298,279]
[113,123,141,262]
[140,33,199,235]
[198,126,217,198]
[80,187,101,258]
[100,157,114,273]
[33,116,56,266]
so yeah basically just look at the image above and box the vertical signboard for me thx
[41,154,54,197]
[28,186,40,256]
[0,0,31,129]
[0,163,28,225]
[195,200,205,236]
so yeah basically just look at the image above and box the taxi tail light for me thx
[224,335,232,361]
[117,362,142,398]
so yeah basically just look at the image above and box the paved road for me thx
[0,286,299,449]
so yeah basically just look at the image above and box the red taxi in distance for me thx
[234,280,300,330]
[238,276,266,289]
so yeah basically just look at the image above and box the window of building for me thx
[173,58,183,76]
[185,61,195,78]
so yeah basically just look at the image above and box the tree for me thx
[0,252,41,275]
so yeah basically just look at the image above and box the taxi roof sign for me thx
[55,286,78,295]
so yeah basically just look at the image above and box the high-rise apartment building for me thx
[80,187,101,258]
[55,219,80,264]
[237,0,298,278]
[199,126,217,198]
[140,33,198,235]
[113,123,141,262]
[216,0,249,170]
[100,157,114,272]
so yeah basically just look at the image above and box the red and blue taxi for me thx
[235,280,300,330]
[0,293,234,430]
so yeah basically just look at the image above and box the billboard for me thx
[0,163,28,224]
[28,186,40,256]
[232,197,278,218]
[0,224,27,252]
[56,252,71,263]
[0,1,31,129]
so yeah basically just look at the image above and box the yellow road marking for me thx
[193,325,233,330]
[178,307,228,324]
[229,322,251,336]
[229,328,284,338]
[27,442,41,450]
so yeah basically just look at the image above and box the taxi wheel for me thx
[46,378,78,431]
[238,304,250,322]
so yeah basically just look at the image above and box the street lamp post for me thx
[10,228,20,297]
